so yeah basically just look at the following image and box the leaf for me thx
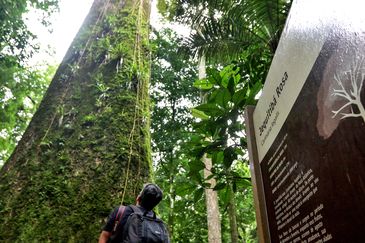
[220,186,230,205]
[220,64,237,88]
[236,178,252,189]
[246,82,262,105]
[204,174,215,184]
[175,183,196,197]
[207,67,221,85]
[240,137,247,148]
[193,78,213,90]
[194,103,224,116]
[208,89,220,102]
[213,182,226,191]
[191,108,209,120]
[189,159,205,172]
[190,134,203,144]
[212,151,224,165]
[233,73,241,85]
[194,103,217,113]
[223,147,237,168]
[193,188,204,202]
[227,77,235,95]
[232,87,248,107]
[234,148,244,156]
[214,88,231,109]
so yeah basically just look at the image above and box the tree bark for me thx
[228,183,239,243]
[168,168,176,240]
[203,155,222,243]
[0,0,151,241]
[199,55,222,243]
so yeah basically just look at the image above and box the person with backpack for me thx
[98,183,170,243]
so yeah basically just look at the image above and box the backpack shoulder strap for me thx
[121,205,142,241]
[112,205,126,232]
[129,205,142,214]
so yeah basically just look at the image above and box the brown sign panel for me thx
[246,1,365,242]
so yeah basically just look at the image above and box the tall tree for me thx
[0,0,152,241]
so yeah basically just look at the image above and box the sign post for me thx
[245,106,270,242]
[246,0,365,242]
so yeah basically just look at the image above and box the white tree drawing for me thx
[332,57,365,122]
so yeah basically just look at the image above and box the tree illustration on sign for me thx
[331,57,365,122]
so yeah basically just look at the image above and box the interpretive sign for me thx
[245,0,365,242]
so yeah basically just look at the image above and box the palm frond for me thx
[177,0,292,62]
[183,16,265,63]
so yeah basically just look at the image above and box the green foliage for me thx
[0,0,58,61]
[151,28,199,158]
[0,64,56,165]
[151,28,214,242]
[0,0,58,165]
[189,64,255,185]
[156,156,209,243]
[159,0,292,63]
[187,57,270,240]
[150,25,269,241]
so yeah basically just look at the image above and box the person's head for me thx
[137,183,163,210]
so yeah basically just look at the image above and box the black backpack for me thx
[122,205,169,243]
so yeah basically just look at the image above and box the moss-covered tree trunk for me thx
[0,0,151,241]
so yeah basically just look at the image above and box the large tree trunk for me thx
[199,56,222,243]
[0,0,151,241]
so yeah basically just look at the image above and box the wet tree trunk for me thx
[0,0,151,241]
